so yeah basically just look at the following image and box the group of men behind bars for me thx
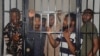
[3,8,99,56]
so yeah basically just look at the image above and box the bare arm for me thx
[47,34,60,48]
[63,31,76,54]
[47,27,60,48]
[88,38,98,56]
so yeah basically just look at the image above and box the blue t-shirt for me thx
[26,27,46,56]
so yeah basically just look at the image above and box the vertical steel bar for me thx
[34,0,35,10]
[68,0,70,56]
[2,0,4,55]
[99,0,100,55]
[22,0,29,56]
[54,0,57,56]
[47,0,50,56]
[10,0,11,22]
[86,0,88,9]
[86,0,88,55]
[92,0,95,55]
[61,0,63,56]
[76,0,82,56]
[40,0,43,56]
[16,0,17,8]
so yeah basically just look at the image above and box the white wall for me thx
[29,0,76,12]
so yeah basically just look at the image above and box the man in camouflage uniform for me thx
[3,8,23,56]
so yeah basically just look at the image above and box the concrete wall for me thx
[29,0,76,12]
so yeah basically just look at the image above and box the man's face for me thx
[63,16,75,31]
[63,17,69,27]
[42,21,46,27]
[34,17,40,29]
[49,16,55,27]
[82,12,92,23]
[10,12,19,25]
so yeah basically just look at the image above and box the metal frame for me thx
[2,0,100,56]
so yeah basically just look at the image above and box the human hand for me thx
[28,9,35,18]
[57,10,62,16]
[47,27,52,35]
[12,32,20,42]
[63,31,70,40]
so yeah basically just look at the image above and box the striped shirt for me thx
[56,32,83,56]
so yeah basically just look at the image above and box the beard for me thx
[49,24,53,28]
[34,25,40,30]
[62,26,68,31]
[82,18,91,23]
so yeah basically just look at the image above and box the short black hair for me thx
[35,13,41,19]
[10,8,20,20]
[65,13,76,22]
[49,13,54,17]
[83,9,94,16]
[10,8,20,15]
[42,17,46,22]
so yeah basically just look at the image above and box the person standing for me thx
[3,8,23,56]
[80,9,99,56]
[25,11,46,56]
[47,13,82,56]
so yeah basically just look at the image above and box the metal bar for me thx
[47,0,50,56]
[80,12,100,14]
[40,0,43,56]
[85,0,88,55]
[9,0,11,22]
[4,11,22,12]
[61,0,63,56]
[54,0,57,56]
[22,0,25,56]
[34,0,35,10]
[34,10,77,13]
[54,0,57,28]
[92,0,95,55]
[85,26,87,56]
[76,0,82,56]
[86,0,88,9]
[2,0,4,55]
[67,0,70,33]
[22,0,29,56]
[16,0,17,8]
[99,0,100,55]
[47,0,50,27]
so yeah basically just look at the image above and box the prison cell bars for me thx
[40,0,43,56]
[22,0,27,56]
[61,0,63,56]
[29,0,79,56]
[76,0,82,56]
[2,0,4,56]
[99,0,100,55]
[85,0,88,55]
[54,0,57,56]
[92,0,95,56]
